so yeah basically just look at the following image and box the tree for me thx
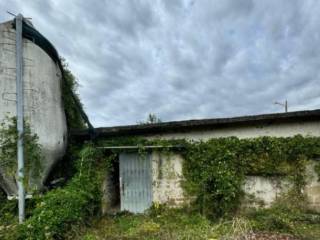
[139,113,162,125]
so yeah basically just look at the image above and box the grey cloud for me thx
[1,0,320,126]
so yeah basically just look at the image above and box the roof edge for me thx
[72,109,320,140]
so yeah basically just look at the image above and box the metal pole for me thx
[285,100,288,113]
[15,13,25,223]
[274,101,288,113]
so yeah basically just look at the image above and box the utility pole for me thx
[274,100,288,113]
[15,13,25,223]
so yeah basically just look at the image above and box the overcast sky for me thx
[1,0,320,127]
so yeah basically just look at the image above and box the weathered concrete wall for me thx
[244,162,320,211]
[305,162,320,211]
[0,21,67,195]
[142,119,320,209]
[100,118,320,211]
[150,152,320,211]
[151,152,185,206]
[243,176,286,207]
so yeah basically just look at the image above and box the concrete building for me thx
[74,109,320,214]
[0,19,67,196]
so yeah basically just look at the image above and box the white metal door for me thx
[119,152,152,213]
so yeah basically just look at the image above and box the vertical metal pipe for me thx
[15,13,25,223]
[285,100,288,113]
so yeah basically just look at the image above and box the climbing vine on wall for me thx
[0,116,43,192]
[182,136,320,218]
[2,135,319,239]
[61,59,86,130]
[98,135,320,219]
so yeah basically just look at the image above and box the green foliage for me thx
[182,138,245,218]
[138,113,162,124]
[72,206,223,240]
[0,190,17,227]
[314,161,320,181]
[182,136,320,219]
[15,143,109,240]
[61,59,86,129]
[71,204,320,240]
[0,191,41,240]
[2,134,320,239]
[81,234,97,240]
[97,135,320,219]
[244,193,320,239]
[0,116,43,191]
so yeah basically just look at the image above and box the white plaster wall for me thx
[151,152,185,206]
[0,21,67,195]
[305,162,320,211]
[146,121,320,210]
[150,151,320,211]
[244,162,320,211]
[243,177,289,207]
[147,121,320,141]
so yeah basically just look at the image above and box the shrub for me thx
[15,144,107,240]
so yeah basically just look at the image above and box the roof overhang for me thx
[72,109,320,141]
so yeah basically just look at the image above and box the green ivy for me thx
[61,59,86,130]
[97,135,320,219]
[182,138,245,218]
[182,136,320,218]
[0,117,43,192]
[3,134,320,239]
[16,143,110,240]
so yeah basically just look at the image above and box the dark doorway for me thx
[102,154,120,214]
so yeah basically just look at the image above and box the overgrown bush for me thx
[0,189,17,227]
[244,192,320,239]
[2,134,320,239]
[73,206,221,240]
[14,144,108,240]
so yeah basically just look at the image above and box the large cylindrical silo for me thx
[0,19,68,196]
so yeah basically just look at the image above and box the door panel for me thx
[120,152,152,213]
